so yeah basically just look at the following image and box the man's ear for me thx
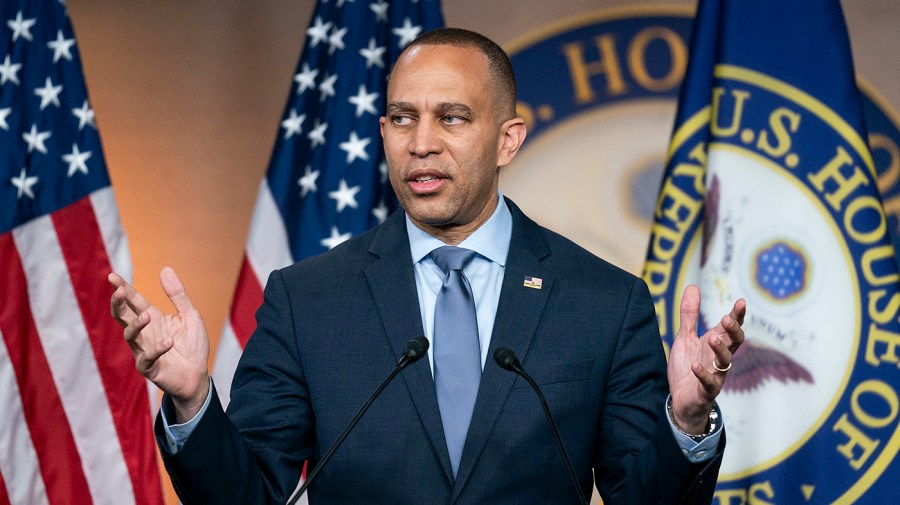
[497,117,527,168]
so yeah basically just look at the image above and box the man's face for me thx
[380,44,524,243]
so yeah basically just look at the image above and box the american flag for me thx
[0,1,164,505]
[212,0,444,406]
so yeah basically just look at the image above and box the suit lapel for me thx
[451,200,554,501]
[365,210,454,482]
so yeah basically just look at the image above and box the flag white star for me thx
[307,120,328,148]
[72,99,96,130]
[0,55,22,85]
[379,161,389,184]
[339,131,371,164]
[370,1,389,22]
[393,18,422,47]
[281,109,306,139]
[22,124,51,154]
[372,200,389,224]
[47,30,76,63]
[329,178,361,212]
[11,168,38,199]
[348,85,379,117]
[359,38,386,68]
[336,0,355,7]
[297,166,319,197]
[294,63,319,94]
[7,11,36,42]
[0,108,11,130]
[307,17,332,47]
[321,226,352,250]
[34,77,63,110]
[327,26,348,55]
[63,143,92,177]
[319,73,338,102]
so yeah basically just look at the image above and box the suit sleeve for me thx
[155,269,312,505]
[593,278,724,504]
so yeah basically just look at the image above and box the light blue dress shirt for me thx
[406,194,511,372]
[162,193,721,462]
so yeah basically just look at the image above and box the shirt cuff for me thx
[159,378,214,454]
[664,395,723,463]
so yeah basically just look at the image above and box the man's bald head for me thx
[393,28,517,121]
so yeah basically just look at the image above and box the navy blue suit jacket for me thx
[157,198,723,504]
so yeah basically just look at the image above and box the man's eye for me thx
[391,115,413,126]
[442,115,464,125]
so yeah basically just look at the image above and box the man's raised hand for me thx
[667,284,746,435]
[109,267,210,422]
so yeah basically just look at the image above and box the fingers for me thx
[697,295,746,355]
[122,310,151,347]
[109,273,130,326]
[108,271,151,321]
[730,297,747,326]
[108,270,127,289]
[677,284,701,339]
[134,331,174,374]
[160,267,197,316]
[110,285,136,327]
[109,270,180,378]
[120,309,174,373]
[687,304,742,403]
[691,360,720,395]
[716,306,746,354]
[709,334,733,373]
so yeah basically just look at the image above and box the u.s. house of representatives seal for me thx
[501,6,693,276]
[650,63,900,503]
[503,6,900,504]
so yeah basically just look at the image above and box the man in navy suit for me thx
[110,28,745,504]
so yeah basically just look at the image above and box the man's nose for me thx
[409,120,441,157]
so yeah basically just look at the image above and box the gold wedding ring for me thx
[713,360,732,373]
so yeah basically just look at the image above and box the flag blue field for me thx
[643,0,900,502]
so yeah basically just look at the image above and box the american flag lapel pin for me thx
[523,276,542,289]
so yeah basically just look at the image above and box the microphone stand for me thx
[494,348,589,505]
[285,337,429,505]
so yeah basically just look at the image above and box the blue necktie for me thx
[431,246,481,478]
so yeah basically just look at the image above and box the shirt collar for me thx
[406,193,512,266]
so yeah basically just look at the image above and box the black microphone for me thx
[493,347,589,505]
[286,336,429,505]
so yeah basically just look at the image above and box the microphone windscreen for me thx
[404,336,429,362]
[493,347,519,371]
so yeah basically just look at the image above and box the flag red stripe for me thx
[52,198,164,505]
[0,467,10,505]
[230,255,264,347]
[0,233,93,505]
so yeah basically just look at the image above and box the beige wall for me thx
[65,1,900,503]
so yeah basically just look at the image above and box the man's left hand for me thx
[668,284,746,435]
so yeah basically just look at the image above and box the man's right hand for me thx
[109,267,210,423]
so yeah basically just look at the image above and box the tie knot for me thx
[430,246,477,273]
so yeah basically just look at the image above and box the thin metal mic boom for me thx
[285,336,429,505]
[493,347,589,505]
